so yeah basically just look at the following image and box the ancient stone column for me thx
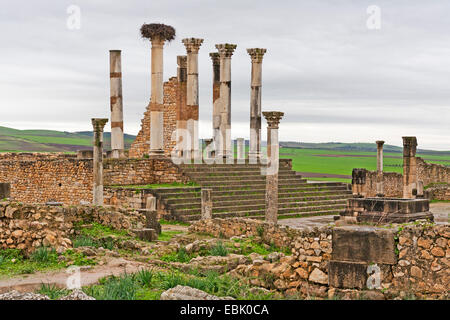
[263,111,284,224]
[236,138,245,163]
[182,38,204,161]
[109,50,124,158]
[247,48,266,163]
[140,24,175,156]
[92,118,108,205]
[175,55,188,159]
[376,140,385,197]
[148,37,166,156]
[402,136,418,199]
[210,52,221,157]
[216,44,237,160]
[201,188,212,220]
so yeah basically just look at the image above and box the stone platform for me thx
[338,197,434,224]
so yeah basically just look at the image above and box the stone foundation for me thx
[0,201,145,253]
[189,218,449,299]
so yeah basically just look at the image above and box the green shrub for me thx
[73,235,99,248]
[209,241,228,256]
[134,269,154,287]
[86,274,138,300]
[30,247,58,264]
[38,283,69,300]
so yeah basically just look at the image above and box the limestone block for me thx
[332,226,397,264]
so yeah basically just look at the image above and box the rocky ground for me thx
[0,208,448,300]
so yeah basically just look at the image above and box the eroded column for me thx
[109,50,124,158]
[210,52,221,157]
[149,37,166,155]
[263,111,284,224]
[201,188,212,220]
[175,55,188,159]
[376,140,385,197]
[247,48,266,163]
[182,38,203,162]
[92,118,108,205]
[236,138,245,163]
[216,44,237,160]
[402,136,418,199]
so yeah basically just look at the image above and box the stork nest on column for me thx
[140,23,176,42]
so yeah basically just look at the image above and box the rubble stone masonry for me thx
[0,157,186,205]
[356,157,450,199]
[129,77,179,158]
[190,218,449,298]
[0,201,145,253]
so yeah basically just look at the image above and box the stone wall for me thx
[0,156,186,205]
[129,77,179,158]
[425,184,450,201]
[0,201,145,253]
[356,157,450,198]
[189,218,449,299]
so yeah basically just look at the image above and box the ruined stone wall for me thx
[417,157,450,186]
[189,218,449,299]
[0,201,145,253]
[129,77,179,158]
[363,171,403,198]
[425,184,450,201]
[0,157,186,205]
[103,158,187,186]
[357,157,449,198]
[0,158,93,205]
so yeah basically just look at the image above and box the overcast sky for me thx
[1,0,449,150]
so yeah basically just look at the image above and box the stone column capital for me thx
[177,55,187,68]
[263,111,284,129]
[247,48,267,63]
[182,38,204,53]
[150,37,166,48]
[215,44,237,58]
[209,52,220,65]
[376,140,385,147]
[91,118,108,132]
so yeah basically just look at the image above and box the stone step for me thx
[185,171,298,179]
[197,179,309,187]
[168,197,348,210]
[165,193,352,205]
[159,187,351,199]
[172,201,347,215]
[179,206,345,222]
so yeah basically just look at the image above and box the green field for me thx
[0,126,135,152]
[278,147,450,183]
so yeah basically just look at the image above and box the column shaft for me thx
[376,140,385,197]
[402,137,418,198]
[247,48,266,163]
[182,38,203,162]
[109,50,124,158]
[149,38,165,155]
[263,111,284,224]
[216,44,237,160]
[92,118,108,205]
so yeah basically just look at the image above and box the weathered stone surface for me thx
[160,285,234,300]
[328,260,368,289]
[0,290,50,300]
[332,226,397,264]
[133,228,158,241]
[308,268,328,285]
[59,289,95,300]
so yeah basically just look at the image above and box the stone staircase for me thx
[153,161,352,222]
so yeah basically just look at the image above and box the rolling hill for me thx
[0,126,136,152]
